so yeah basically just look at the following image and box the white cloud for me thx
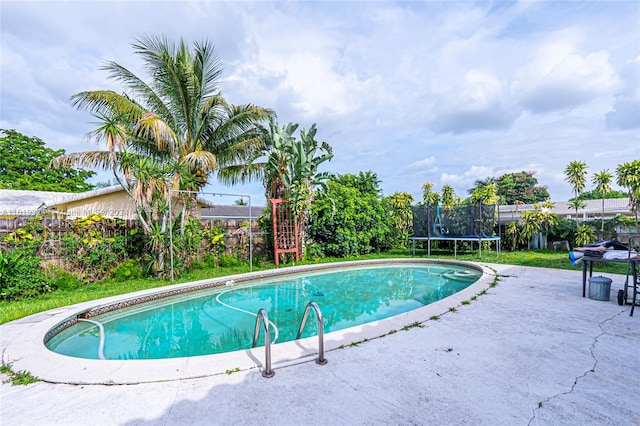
[439,166,496,192]
[513,29,621,114]
[1,1,638,204]
[407,156,437,170]
[429,69,519,134]
[605,55,640,130]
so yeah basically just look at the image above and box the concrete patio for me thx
[1,263,639,425]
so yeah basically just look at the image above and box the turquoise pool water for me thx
[46,263,480,360]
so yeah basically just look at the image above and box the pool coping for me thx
[1,259,497,385]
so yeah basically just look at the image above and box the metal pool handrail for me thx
[296,302,327,365]
[252,309,275,378]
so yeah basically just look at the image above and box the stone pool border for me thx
[2,259,496,385]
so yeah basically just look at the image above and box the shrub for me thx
[45,265,83,291]
[309,173,395,257]
[218,255,242,268]
[0,249,51,301]
[110,259,144,282]
[575,224,596,247]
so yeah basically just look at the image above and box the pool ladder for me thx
[252,301,327,378]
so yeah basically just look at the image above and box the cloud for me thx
[605,97,640,130]
[439,165,496,193]
[513,29,620,114]
[407,156,436,170]
[1,1,638,205]
[429,69,520,134]
[605,55,640,130]
[227,4,382,119]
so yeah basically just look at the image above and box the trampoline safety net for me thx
[411,203,497,238]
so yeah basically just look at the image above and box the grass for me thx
[0,263,272,324]
[1,363,39,385]
[0,248,629,325]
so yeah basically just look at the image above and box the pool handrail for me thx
[252,308,275,378]
[296,301,327,365]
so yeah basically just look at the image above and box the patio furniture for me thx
[581,251,639,316]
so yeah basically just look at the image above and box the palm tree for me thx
[568,198,587,222]
[286,124,333,254]
[218,118,298,200]
[421,182,439,207]
[592,169,613,232]
[520,210,542,249]
[51,36,273,274]
[505,221,522,251]
[616,160,640,227]
[220,119,333,257]
[54,35,273,229]
[564,160,588,221]
[387,192,414,247]
[441,185,456,209]
[470,183,497,205]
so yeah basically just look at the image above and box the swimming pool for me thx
[3,259,493,384]
[46,262,481,361]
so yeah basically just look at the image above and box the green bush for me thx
[303,241,325,260]
[110,259,144,282]
[309,173,395,257]
[575,224,596,246]
[0,249,51,301]
[45,265,83,291]
[218,255,242,268]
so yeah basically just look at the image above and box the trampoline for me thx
[409,203,500,257]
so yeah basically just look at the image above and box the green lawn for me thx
[0,249,628,325]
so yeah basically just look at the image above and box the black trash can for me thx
[588,276,612,301]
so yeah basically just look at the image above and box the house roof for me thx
[0,185,246,218]
[497,198,632,224]
[0,189,71,217]
[39,185,126,210]
[201,205,267,219]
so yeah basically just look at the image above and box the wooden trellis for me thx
[270,199,299,268]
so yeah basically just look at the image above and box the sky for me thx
[1,1,639,206]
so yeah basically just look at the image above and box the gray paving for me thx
[1,263,639,425]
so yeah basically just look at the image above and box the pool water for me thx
[46,264,480,360]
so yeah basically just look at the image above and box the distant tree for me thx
[470,183,498,205]
[564,161,588,222]
[234,198,248,206]
[386,191,414,247]
[334,170,381,196]
[577,189,628,200]
[616,159,640,227]
[592,169,613,232]
[441,185,456,208]
[93,179,115,189]
[421,182,439,207]
[493,171,550,205]
[0,129,95,192]
[568,198,587,221]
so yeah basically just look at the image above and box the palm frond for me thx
[217,163,265,186]
[50,150,116,171]
[182,150,217,173]
[70,90,144,121]
[135,112,178,154]
[100,61,175,129]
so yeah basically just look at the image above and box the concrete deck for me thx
[1,263,639,425]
